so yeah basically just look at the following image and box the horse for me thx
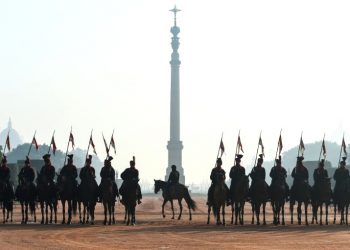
[269,178,288,225]
[78,178,98,225]
[100,178,117,225]
[0,180,14,223]
[121,179,139,226]
[311,178,332,225]
[15,177,37,224]
[36,172,58,224]
[249,179,269,225]
[290,179,311,225]
[332,178,350,225]
[230,176,249,225]
[57,174,77,225]
[154,180,197,221]
[207,172,228,225]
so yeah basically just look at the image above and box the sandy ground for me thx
[1,195,350,249]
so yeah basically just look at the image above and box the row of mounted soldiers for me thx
[206,153,349,226]
[0,153,143,225]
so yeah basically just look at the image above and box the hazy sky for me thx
[1,0,350,184]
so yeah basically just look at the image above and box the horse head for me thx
[154,179,164,194]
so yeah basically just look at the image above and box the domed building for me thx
[0,118,23,151]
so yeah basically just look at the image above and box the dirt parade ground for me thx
[1,195,350,249]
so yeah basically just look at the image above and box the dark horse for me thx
[36,172,58,224]
[333,178,350,225]
[230,176,249,225]
[154,180,197,221]
[79,178,98,225]
[57,174,77,225]
[122,179,139,226]
[250,179,269,225]
[15,177,37,224]
[0,180,14,223]
[100,178,117,225]
[207,173,228,225]
[311,178,332,225]
[270,178,288,225]
[290,180,310,225]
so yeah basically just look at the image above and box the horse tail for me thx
[212,204,218,219]
[72,199,78,216]
[184,188,197,211]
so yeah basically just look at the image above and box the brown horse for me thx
[154,180,196,221]
[207,173,228,225]
[290,179,310,225]
[311,178,332,225]
[230,176,249,225]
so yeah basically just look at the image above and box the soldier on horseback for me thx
[207,158,231,206]
[249,154,268,196]
[333,157,349,195]
[99,156,119,200]
[60,154,78,193]
[229,154,246,199]
[79,155,99,199]
[314,159,329,184]
[0,156,10,185]
[167,165,180,194]
[38,154,57,197]
[120,157,142,204]
[18,156,36,190]
[270,156,289,197]
[290,156,309,201]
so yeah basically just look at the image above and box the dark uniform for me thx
[119,157,142,204]
[60,154,78,193]
[229,154,246,198]
[168,167,180,185]
[269,157,289,197]
[16,157,36,199]
[38,154,56,197]
[290,156,309,200]
[313,167,329,185]
[79,155,99,201]
[207,158,230,205]
[0,157,10,184]
[100,156,119,199]
[333,157,349,201]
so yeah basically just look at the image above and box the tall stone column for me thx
[165,6,185,184]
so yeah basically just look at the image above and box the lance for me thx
[0,129,10,162]
[253,131,262,168]
[27,130,37,157]
[47,130,55,154]
[273,129,282,167]
[234,130,241,158]
[107,129,115,158]
[214,132,223,168]
[338,133,345,168]
[85,129,93,160]
[63,126,73,166]
[102,132,110,160]
[318,133,325,163]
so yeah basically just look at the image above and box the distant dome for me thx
[0,118,23,151]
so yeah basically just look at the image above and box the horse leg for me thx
[297,202,302,225]
[290,203,294,224]
[90,203,95,225]
[124,207,127,224]
[346,205,349,226]
[67,200,72,224]
[40,202,44,224]
[251,203,255,225]
[256,203,260,226]
[333,203,336,224]
[177,199,182,220]
[78,202,82,224]
[320,203,323,226]
[325,203,329,225]
[305,202,309,226]
[112,202,116,224]
[222,205,225,226]
[132,205,136,226]
[108,202,112,225]
[25,202,29,224]
[240,202,245,225]
[62,200,66,224]
[21,203,25,224]
[82,205,86,224]
[263,202,266,225]
[231,203,234,224]
[49,203,53,224]
[282,202,285,225]
[103,202,107,225]
[207,205,211,224]
[234,203,238,225]
[170,200,175,219]
[162,200,166,218]
[216,206,221,225]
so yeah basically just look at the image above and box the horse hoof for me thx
[108,221,111,225]
[66,221,71,225]
[263,222,266,226]
[162,215,165,218]
[90,222,94,225]
[61,220,65,225]
[282,222,285,226]
[41,220,44,225]
[103,221,107,225]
